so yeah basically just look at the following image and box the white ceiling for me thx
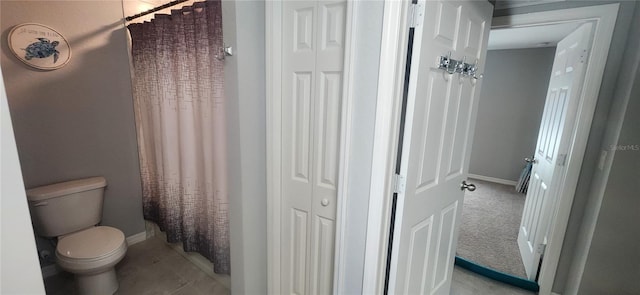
[488,22,584,50]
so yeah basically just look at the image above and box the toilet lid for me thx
[57,226,125,259]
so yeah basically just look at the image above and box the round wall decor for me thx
[8,23,71,70]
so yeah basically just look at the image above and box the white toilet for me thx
[26,176,127,295]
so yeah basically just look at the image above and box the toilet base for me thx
[76,268,118,295]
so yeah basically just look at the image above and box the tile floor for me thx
[44,237,230,295]
[45,235,535,295]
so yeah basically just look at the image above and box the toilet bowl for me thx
[26,176,128,295]
[56,226,127,295]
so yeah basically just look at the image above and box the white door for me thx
[388,1,492,294]
[517,22,593,280]
[280,0,347,294]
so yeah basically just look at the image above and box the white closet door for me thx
[280,1,347,294]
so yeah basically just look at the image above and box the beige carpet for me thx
[456,178,528,278]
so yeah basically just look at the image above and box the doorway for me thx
[481,7,618,294]
[357,3,620,295]
[456,21,584,283]
[445,5,618,294]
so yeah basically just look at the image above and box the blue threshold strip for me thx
[454,256,540,292]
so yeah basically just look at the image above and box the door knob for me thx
[461,180,476,192]
[525,157,538,164]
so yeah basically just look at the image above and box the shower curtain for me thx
[128,0,229,274]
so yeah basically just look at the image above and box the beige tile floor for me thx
[45,235,534,295]
[44,237,230,295]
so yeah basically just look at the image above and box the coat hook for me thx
[470,58,482,80]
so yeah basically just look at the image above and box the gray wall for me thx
[337,1,385,294]
[222,1,267,294]
[579,61,640,294]
[469,48,555,181]
[495,1,638,293]
[0,1,144,238]
[574,4,640,294]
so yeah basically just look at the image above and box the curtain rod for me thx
[125,0,189,22]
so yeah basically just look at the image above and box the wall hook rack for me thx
[437,53,483,79]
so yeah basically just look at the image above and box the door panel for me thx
[389,1,493,294]
[310,216,335,294]
[432,201,458,290]
[403,216,434,295]
[281,1,347,294]
[291,209,309,295]
[292,72,313,182]
[517,22,593,280]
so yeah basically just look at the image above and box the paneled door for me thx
[517,22,593,280]
[278,0,347,294]
[388,0,492,294]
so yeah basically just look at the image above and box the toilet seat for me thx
[56,226,127,274]
[57,226,125,260]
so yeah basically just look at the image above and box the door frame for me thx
[360,3,619,295]
[265,1,356,294]
[494,5,618,294]
[360,1,412,294]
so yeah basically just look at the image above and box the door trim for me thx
[493,4,618,294]
[361,3,619,295]
[265,2,282,293]
[265,2,356,294]
[361,1,411,294]
[332,2,357,294]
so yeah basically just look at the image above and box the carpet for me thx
[456,178,528,278]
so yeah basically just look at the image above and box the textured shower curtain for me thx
[128,0,229,274]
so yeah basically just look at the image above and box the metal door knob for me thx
[461,180,476,192]
[321,199,330,206]
[525,157,538,164]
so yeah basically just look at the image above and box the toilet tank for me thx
[26,177,107,238]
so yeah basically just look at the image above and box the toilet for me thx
[26,176,127,295]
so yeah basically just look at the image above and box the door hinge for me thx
[557,153,567,166]
[580,49,588,63]
[409,2,425,28]
[393,173,406,194]
[537,243,547,255]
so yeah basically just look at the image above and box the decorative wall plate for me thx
[8,23,71,70]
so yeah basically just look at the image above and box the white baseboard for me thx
[468,174,518,186]
[41,264,59,278]
[126,231,147,245]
